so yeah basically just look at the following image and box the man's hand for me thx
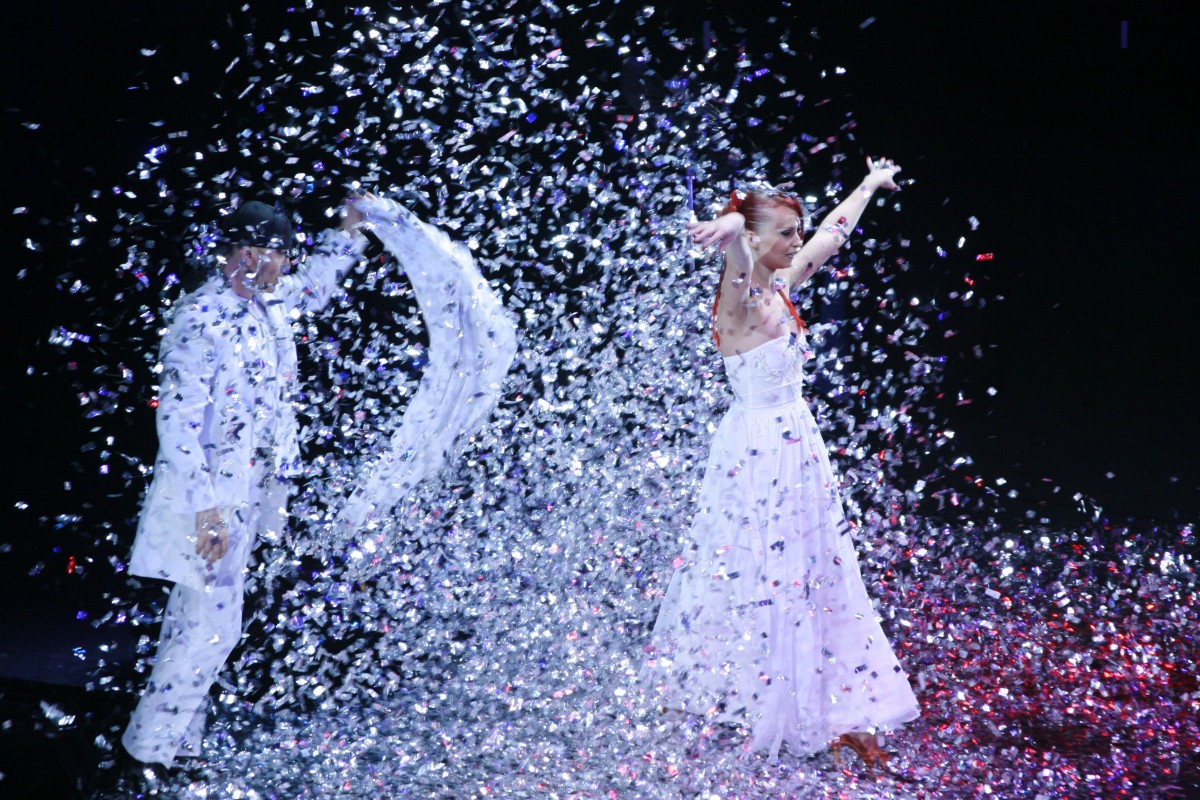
[195,508,229,563]
[340,191,379,235]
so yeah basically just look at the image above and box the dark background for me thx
[2,0,1197,665]
[858,3,1200,524]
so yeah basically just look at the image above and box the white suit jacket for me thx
[129,231,365,591]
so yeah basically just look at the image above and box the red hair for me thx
[722,189,806,234]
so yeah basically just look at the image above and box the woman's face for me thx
[749,203,803,272]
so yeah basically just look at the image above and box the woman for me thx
[644,158,919,768]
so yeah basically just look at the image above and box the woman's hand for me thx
[862,156,902,193]
[686,212,746,251]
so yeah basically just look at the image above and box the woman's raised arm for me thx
[786,156,901,290]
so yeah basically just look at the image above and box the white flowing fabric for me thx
[337,197,517,530]
[645,334,919,759]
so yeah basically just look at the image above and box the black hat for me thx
[220,201,296,255]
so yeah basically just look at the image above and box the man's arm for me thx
[276,196,370,315]
[154,302,222,514]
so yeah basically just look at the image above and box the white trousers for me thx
[122,475,286,767]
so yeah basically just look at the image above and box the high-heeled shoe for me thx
[830,731,890,779]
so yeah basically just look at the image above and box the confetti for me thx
[12,3,1196,798]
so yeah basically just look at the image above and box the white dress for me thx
[645,334,919,758]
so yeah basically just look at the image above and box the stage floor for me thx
[3,511,1196,800]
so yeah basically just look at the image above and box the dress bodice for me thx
[721,334,809,410]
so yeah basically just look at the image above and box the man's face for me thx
[224,246,287,298]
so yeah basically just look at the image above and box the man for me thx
[120,198,367,769]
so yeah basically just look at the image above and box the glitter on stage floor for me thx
[95,515,1198,799]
